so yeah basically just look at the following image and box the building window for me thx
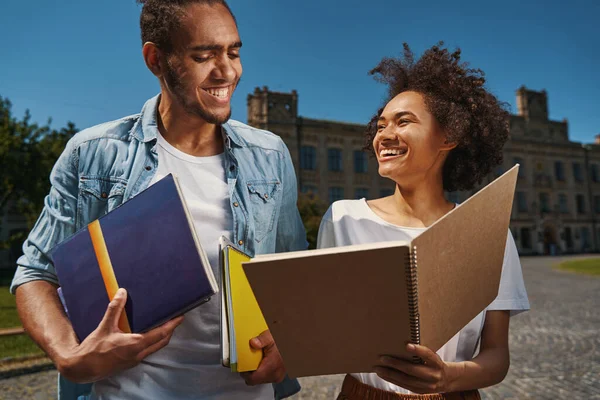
[300,146,316,170]
[573,162,584,182]
[354,188,369,199]
[328,148,343,172]
[354,150,368,174]
[539,193,551,213]
[301,185,318,195]
[380,188,395,197]
[559,194,569,213]
[514,157,525,178]
[581,227,591,250]
[576,194,586,214]
[554,161,565,181]
[520,228,532,249]
[594,196,600,214]
[517,192,528,212]
[591,164,600,183]
[564,227,574,249]
[328,187,344,203]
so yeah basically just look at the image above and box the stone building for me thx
[1,85,598,274]
[247,86,600,255]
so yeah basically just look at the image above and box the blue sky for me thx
[1,0,598,142]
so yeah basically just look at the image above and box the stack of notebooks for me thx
[219,237,268,372]
[52,174,218,341]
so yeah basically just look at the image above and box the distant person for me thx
[10,1,306,399]
[318,43,530,400]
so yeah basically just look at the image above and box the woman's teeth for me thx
[380,148,407,157]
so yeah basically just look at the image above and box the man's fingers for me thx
[250,330,273,350]
[139,316,184,348]
[99,288,127,331]
[242,350,285,386]
[136,329,174,361]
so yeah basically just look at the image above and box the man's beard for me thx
[164,62,232,125]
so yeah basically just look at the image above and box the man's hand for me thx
[374,343,461,394]
[57,288,184,383]
[241,330,286,386]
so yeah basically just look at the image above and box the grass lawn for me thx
[556,258,600,276]
[0,287,43,359]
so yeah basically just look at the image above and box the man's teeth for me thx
[380,148,407,157]
[205,87,229,98]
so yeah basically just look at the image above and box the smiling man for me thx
[10,1,306,399]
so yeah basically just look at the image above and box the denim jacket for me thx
[11,95,307,399]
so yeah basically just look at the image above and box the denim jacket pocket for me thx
[77,177,127,226]
[247,180,280,242]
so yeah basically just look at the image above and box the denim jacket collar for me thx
[130,94,244,149]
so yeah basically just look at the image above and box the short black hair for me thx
[137,0,237,53]
[365,42,510,192]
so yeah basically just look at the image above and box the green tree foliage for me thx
[0,96,77,255]
[297,192,328,249]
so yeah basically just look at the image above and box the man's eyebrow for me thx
[188,41,243,51]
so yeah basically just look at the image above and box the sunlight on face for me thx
[163,3,242,124]
[373,91,450,186]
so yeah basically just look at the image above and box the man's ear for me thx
[142,42,162,77]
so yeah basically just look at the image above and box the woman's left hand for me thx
[374,343,460,394]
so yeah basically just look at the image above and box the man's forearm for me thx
[15,280,79,369]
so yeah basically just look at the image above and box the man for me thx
[10,1,307,399]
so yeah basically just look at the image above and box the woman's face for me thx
[373,91,453,187]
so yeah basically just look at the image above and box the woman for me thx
[317,43,530,400]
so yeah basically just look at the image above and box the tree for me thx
[297,192,329,249]
[0,95,77,258]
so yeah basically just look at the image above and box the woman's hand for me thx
[374,343,461,394]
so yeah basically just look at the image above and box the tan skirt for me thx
[336,374,481,400]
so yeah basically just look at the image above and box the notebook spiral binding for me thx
[406,245,423,364]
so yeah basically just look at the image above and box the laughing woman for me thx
[317,43,530,400]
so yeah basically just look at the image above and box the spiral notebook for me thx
[242,165,519,378]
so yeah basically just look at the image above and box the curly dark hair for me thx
[365,42,510,192]
[136,0,236,54]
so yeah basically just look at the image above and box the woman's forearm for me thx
[445,346,510,392]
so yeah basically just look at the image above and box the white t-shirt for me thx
[91,132,272,399]
[317,199,530,395]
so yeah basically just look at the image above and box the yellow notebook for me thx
[220,237,268,372]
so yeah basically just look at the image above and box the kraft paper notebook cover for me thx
[243,165,519,378]
[219,237,268,372]
[52,174,218,342]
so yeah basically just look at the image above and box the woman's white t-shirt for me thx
[316,199,530,394]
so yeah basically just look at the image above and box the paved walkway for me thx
[1,256,598,399]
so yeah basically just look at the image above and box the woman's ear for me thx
[442,139,458,151]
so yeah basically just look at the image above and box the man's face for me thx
[162,3,242,124]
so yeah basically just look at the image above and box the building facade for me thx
[1,85,598,273]
[247,86,600,256]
